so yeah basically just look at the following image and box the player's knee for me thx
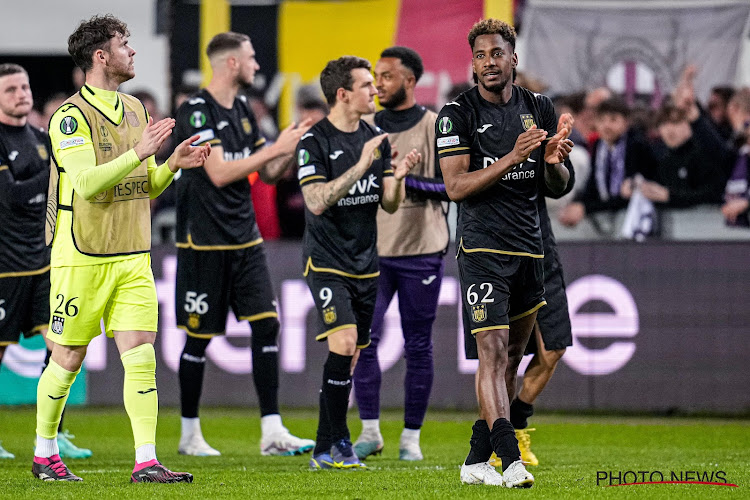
[121,342,156,371]
[548,347,566,363]
[327,329,357,356]
[539,347,565,367]
[182,335,210,362]
[250,317,280,351]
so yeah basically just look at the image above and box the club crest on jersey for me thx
[298,149,310,166]
[373,147,381,160]
[188,313,200,330]
[51,315,65,335]
[323,306,337,325]
[241,117,252,134]
[190,111,206,128]
[125,111,140,127]
[520,114,536,131]
[60,116,78,135]
[36,144,48,161]
[471,304,487,323]
[438,116,453,134]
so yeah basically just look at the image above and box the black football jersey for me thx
[298,118,393,276]
[0,122,50,273]
[436,85,557,256]
[174,89,265,247]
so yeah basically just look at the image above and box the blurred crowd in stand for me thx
[27,64,750,242]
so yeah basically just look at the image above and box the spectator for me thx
[576,87,612,149]
[722,135,750,227]
[558,97,657,227]
[707,85,735,142]
[726,87,750,152]
[722,88,750,226]
[642,101,725,207]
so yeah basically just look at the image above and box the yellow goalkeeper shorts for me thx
[47,254,158,346]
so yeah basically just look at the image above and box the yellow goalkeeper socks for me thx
[121,343,158,454]
[36,360,79,455]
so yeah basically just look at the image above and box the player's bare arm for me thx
[203,119,312,187]
[441,127,547,202]
[381,148,422,213]
[167,135,211,172]
[543,113,574,195]
[302,133,387,215]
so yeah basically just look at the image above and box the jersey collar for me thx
[79,84,124,125]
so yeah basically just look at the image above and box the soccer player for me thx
[0,63,91,461]
[299,56,421,469]
[34,14,210,482]
[492,129,577,470]
[437,19,572,487]
[352,47,448,461]
[174,32,313,457]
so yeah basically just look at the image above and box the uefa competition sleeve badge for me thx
[60,116,78,135]
[190,111,207,128]
[439,116,453,134]
[298,149,310,166]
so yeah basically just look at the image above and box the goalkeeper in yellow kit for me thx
[32,14,210,483]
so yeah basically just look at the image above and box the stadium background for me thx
[1,0,749,415]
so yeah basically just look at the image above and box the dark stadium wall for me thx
[169,2,279,114]
[70,241,749,414]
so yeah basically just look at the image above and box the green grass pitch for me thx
[0,407,747,499]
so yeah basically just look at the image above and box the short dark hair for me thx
[468,18,516,51]
[320,56,372,106]
[596,96,630,118]
[207,32,250,59]
[655,100,687,126]
[0,63,27,79]
[68,14,130,72]
[711,85,735,105]
[380,46,424,82]
[557,92,586,115]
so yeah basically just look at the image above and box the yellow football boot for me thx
[516,428,538,466]
[489,428,539,467]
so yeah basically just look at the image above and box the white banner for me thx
[520,0,750,101]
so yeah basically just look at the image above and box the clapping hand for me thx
[135,117,175,161]
[544,113,574,164]
[392,148,422,180]
[168,135,211,172]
